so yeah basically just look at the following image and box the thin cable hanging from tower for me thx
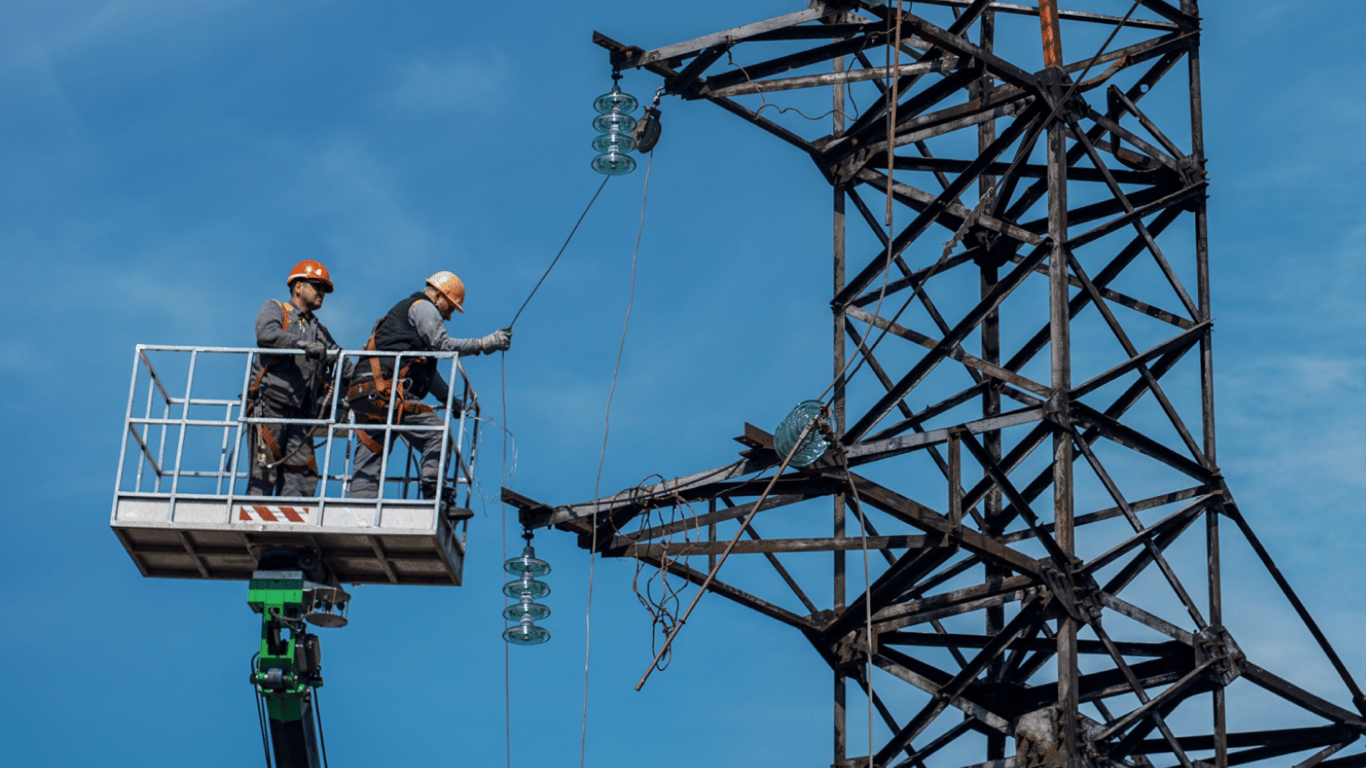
[583,148,655,768]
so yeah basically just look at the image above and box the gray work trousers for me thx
[348,407,446,498]
[246,398,319,497]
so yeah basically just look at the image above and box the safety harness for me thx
[246,300,323,475]
[347,305,435,455]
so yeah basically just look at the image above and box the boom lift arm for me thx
[248,549,349,768]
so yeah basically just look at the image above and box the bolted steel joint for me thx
[1194,625,1245,686]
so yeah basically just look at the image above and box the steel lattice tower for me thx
[505,2,1366,766]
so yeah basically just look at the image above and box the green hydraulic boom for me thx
[248,549,349,768]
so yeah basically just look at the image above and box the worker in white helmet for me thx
[346,271,511,500]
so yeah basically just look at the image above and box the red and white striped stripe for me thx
[237,506,314,523]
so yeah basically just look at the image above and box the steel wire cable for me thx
[251,653,273,768]
[624,477,700,670]
[634,407,826,690]
[314,687,330,768]
[583,149,654,768]
[508,176,612,329]
[501,353,512,768]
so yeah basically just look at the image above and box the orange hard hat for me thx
[426,271,465,313]
[287,260,333,293]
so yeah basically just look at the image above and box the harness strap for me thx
[247,301,296,402]
[361,308,429,427]
[256,417,318,473]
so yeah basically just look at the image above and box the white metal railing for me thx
[113,344,481,516]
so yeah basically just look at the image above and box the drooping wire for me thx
[251,653,273,768]
[623,476,701,670]
[634,405,827,690]
[500,352,512,768]
[313,687,330,768]
[584,149,654,768]
[508,176,612,329]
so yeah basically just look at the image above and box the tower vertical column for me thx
[1038,1,1077,762]
[976,8,1007,764]
[832,46,849,768]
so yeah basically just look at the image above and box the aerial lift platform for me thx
[111,344,482,767]
[111,344,480,587]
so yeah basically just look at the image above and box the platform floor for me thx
[111,494,467,586]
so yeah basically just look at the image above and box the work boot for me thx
[420,482,473,521]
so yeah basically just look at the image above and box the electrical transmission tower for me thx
[505,2,1366,766]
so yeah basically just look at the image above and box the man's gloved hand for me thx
[301,341,328,360]
[479,327,513,354]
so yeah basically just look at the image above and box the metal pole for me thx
[1181,0,1224,761]
[1040,1,1076,759]
[832,47,849,768]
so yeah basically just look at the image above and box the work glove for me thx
[301,340,328,360]
[479,327,513,354]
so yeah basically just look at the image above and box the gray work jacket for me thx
[250,299,351,410]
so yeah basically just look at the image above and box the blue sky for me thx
[4,1,1366,766]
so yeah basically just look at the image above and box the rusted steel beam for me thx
[1130,726,1360,755]
[843,240,1050,442]
[1071,403,1210,481]
[888,154,1158,184]
[704,58,962,99]
[666,45,729,96]
[602,492,817,550]
[835,0,997,142]
[999,50,1187,224]
[821,532,959,640]
[610,6,842,70]
[904,14,1040,93]
[1135,0,1198,28]
[1079,493,1216,578]
[1071,322,1208,398]
[1037,0,1064,68]
[847,407,1043,465]
[846,306,1052,398]
[1093,620,1199,767]
[1003,206,1183,382]
[696,36,885,95]
[883,631,1182,658]
[871,651,1010,733]
[873,604,1041,766]
[623,534,927,558]
[822,470,1041,579]
[912,0,1181,32]
[637,552,820,631]
[1001,486,1207,544]
[593,32,819,156]
[1063,241,1206,462]
[1224,502,1366,709]
[1062,182,1205,251]
[869,574,1034,627]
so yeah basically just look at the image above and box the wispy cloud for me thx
[0,0,260,77]
[382,49,511,117]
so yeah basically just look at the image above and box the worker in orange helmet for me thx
[346,270,511,500]
[245,259,353,497]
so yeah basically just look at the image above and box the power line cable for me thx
[314,687,330,768]
[509,176,612,329]
[584,150,654,768]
